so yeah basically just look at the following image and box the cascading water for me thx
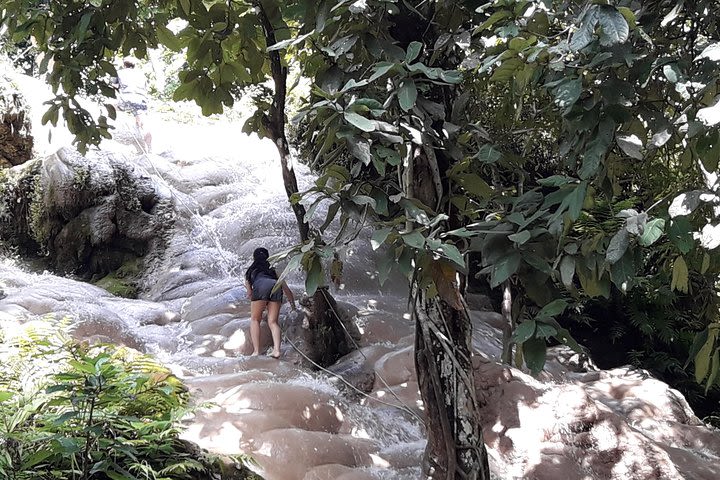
[114,119,425,479]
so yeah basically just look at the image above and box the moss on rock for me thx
[94,273,138,298]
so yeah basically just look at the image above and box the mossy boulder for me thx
[0,147,175,280]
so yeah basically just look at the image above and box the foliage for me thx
[0,320,261,480]
[466,0,720,383]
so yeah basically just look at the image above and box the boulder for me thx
[0,147,175,283]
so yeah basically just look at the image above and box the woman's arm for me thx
[282,282,297,310]
[245,280,252,300]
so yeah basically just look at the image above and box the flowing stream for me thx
[6,117,425,480]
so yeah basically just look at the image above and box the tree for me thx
[291,2,493,477]
[467,0,720,389]
[291,0,720,468]
[0,0,310,237]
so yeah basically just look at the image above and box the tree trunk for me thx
[0,73,33,168]
[256,2,355,371]
[500,280,514,364]
[413,285,490,480]
[256,0,309,243]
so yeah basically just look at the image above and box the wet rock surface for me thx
[1,116,719,480]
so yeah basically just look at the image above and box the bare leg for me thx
[267,301,282,358]
[135,113,151,152]
[250,300,268,356]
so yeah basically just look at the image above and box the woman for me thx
[244,247,296,358]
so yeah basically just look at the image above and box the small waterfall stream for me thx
[79,119,426,479]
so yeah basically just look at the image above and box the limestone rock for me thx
[0,147,175,281]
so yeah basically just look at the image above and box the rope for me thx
[282,329,424,424]
[305,289,426,423]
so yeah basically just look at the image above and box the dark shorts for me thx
[251,276,283,302]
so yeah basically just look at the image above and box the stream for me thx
[1,117,429,480]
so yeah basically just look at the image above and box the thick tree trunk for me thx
[413,285,490,480]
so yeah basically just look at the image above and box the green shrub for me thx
[0,320,262,480]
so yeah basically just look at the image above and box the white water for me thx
[116,117,424,479]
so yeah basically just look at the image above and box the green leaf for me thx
[348,137,372,165]
[351,195,377,209]
[406,41,422,62]
[701,252,711,274]
[537,299,568,318]
[77,13,92,42]
[535,321,558,339]
[555,327,583,353]
[455,174,493,198]
[490,252,522,288]
[436,242,465,268]
[305,255,324,296]
[368,62,395,82]
[566,182,588,220]
[617,134,643,160]
[21,450,53,470]
[402,230,425,249]
[668,191,702,218]
[523,253,553,275]
[697,43,720,62]
[668,217,694,254]
[670,256,689,293]
[706,348,720,392]
[617,7,637,28]
[606,228,630,264]
[597,5,629,46]
[476,10,512,32]
[610,253,634,292]
[552,78,582,109]
[476,144,502,163]
[179,0,191,15]
[275,254,302,291]
[512,320,536,344]
[638,218,665,246]
[695,329,718,383]
[508,230,531,245]
[156,24,181,52]
[538,175,574,187]
[370,227,393,250]
[344,111,376,132]
[398,79,418,112]
[523,336,547,375]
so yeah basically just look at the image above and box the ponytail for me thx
[245,247,276,282]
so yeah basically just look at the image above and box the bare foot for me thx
[250,352,260,357]
[270,352,281,359]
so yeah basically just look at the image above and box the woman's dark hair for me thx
[245,247,276,282]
